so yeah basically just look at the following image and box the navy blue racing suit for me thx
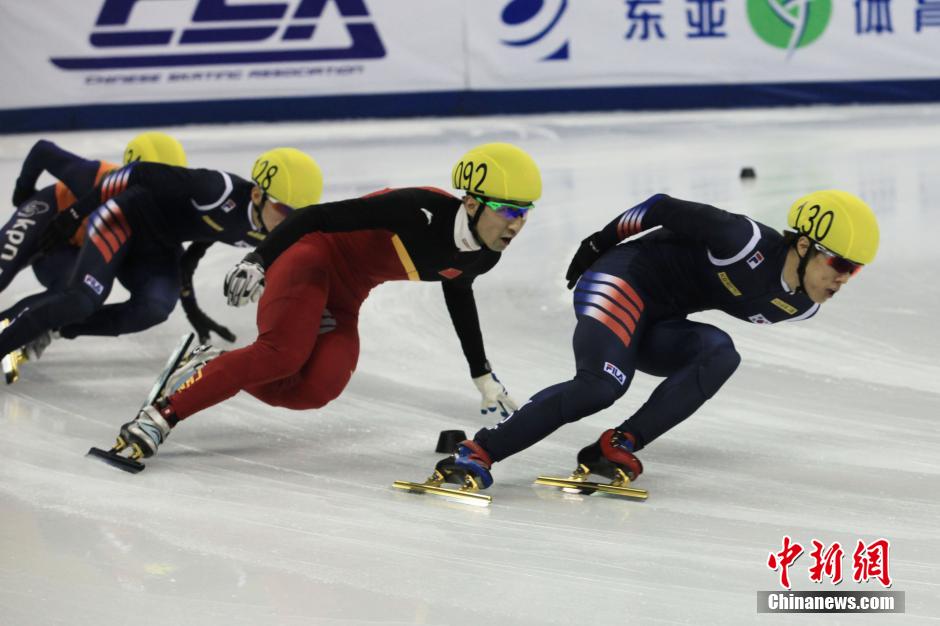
[475,194,818,461]
[0,162,266,356]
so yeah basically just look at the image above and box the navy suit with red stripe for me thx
[474,194,817,462]
[1,141,115,297]
[0,163,260,358]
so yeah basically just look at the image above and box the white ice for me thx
[1,105,938,625]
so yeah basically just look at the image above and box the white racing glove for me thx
[473,372,518,418]
[224,254,266,307]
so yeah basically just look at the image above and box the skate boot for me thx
[435,440,494,490]
[534,429,648,499]
[393,440,494,504]
[162,343,222,398]
[118,398,177,459]
[576,429,643,482]
[23,330,58,362]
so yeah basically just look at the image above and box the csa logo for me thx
[51,0,386,70]
[603,361,627,385]
[499,0,569,61]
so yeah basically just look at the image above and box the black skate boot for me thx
[23,330,57,362]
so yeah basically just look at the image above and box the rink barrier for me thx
[3,78,940,133]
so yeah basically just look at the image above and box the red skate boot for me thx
[535,429,648,500]
[577,429,643,482]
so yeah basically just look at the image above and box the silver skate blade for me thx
[87,447,146,474]
[534,476,648,500]
[144,332,196,408]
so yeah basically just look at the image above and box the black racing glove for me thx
[12,182,37,207]
[565,232,609,289]
[180,296,236,344]
[39,207,82,252]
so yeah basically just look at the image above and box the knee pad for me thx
[288,385,343,410]
[33,287,99,336]
[137,297,176,327]
[696,335,741,399]
[250,340,310,380]
[558,371,625,423]
[62,287,100,321]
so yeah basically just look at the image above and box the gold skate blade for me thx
[2,350,22,384]
[534,476,648,500]
[392,480,492,505]
[87,446,146,474]
[1,319,24,384]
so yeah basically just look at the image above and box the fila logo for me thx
[748,313,772,325]
[84,274,105,295]
[747,250,765,269]
[603,361,626,385]
[51,0,386,71]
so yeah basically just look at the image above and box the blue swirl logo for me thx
[500,0,569,60]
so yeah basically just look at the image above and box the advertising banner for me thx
[0,0,465,110]
[2,1,940,131]
[466,1,940,88]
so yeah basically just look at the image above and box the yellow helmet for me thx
[451,142,541,203]
[787,190,879,265]
[124,132,187,167]
[251,147,323,208]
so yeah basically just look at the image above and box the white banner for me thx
[0,0,465,109]
[1,1,939,122]
[467,0,940,88]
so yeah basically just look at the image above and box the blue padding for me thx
[3,78,940,133]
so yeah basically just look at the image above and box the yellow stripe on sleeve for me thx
[391,235,420,281]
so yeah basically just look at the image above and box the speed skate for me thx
[1,319,26,384]
[87,333,195,473]
[393,445,498,505]
[535,464,649,500]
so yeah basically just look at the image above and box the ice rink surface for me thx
[1,105,938,625]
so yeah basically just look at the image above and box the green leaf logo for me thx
[747,0,832,56]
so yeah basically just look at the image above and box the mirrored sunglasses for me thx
[813,242,863,276]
